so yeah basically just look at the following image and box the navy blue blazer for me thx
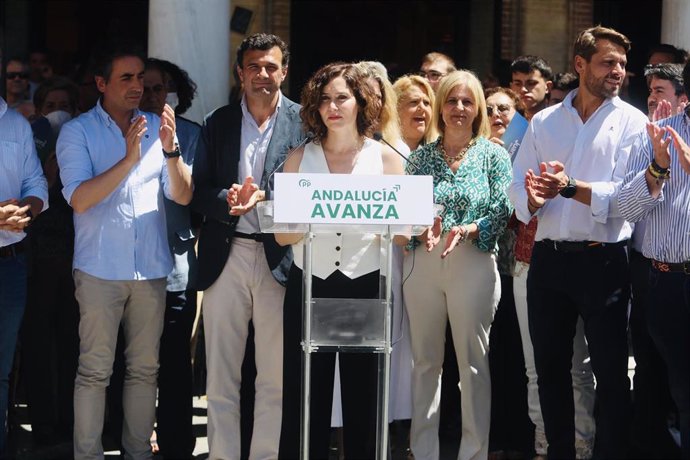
[192,96,304,290]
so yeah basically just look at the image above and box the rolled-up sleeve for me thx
[618,132,662,223]
[56,121,94,206]
[20,120,48,209]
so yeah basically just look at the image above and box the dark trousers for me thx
[279,265,379,460]
[489,274,533,455]
[647,267,690,459]
[156,289,197,459]
[23,254,79,441]
[527,242,631,459]
[629,249,680,458]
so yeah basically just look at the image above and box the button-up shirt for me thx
[235,93,281,234]
[407,136,513,253]
[509,89,647,243]
[57,100,174,280]
[618,112,690,263]
[0,97,48,248]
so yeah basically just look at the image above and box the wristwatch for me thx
[162,144,181,159]
[559,175,577,198]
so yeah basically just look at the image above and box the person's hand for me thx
[125,115,147,166]
[0,203,31,232]
[525,169,545,212]
[159,104,176,153]
[665,126,690,175]
[441,225,466,258]
[421,216,442,252]
[227,176,265,215]
[533,161,568,199]
[652,99,673,122]
[0,199,19,220]
[646,122,672,169]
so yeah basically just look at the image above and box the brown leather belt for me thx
[651,259,690,275]
[0,240,26,258]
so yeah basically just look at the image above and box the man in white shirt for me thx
[0,95,48,457]
[509,26,648,458]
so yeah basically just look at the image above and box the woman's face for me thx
[441,84,477,134]
[399,84,432,146]
[318,76,359,132]
[486,91,517,139]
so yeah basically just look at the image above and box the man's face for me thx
[576,39,627,100]
[40,89,74,116]
[647,76,686,118]
[29,52,49,81]
[140,68,167,115]
[419,59,449,92]
[548,89,569,106]
[237,46,286,101]
[5,60,29,97]
[510,69,551,112]
[96,56,145,113]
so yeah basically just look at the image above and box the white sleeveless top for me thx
[292,138,385,280]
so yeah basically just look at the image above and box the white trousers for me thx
[513,261,596,456]
[203,238,285,460]
[404,243,499,460]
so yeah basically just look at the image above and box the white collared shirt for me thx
[235,93,281,234]
[0,97,48,248]
[509,89,647,243]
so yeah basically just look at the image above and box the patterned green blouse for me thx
[407,136,513,253]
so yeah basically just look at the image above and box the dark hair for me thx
[145,58,198,115]
[510,55,553,81]
[648,43,688,64]
[681,61,690,96]
[33,77,79,115]
[644,63,685,96]
[484,86,526,116]
[93,42,145,81]
[236,33,289,68]
[573,26,631,62]
[300,62,379,141]
[552,72,579,91]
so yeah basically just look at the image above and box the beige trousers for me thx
[403,242,499,460]
[203,238,285,460]
[73,270,166,460]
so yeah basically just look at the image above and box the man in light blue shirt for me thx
[0,95,48,457]
[56,45,193,460]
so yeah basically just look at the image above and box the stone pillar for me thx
[148,0,231,124]
[661,0,690,50]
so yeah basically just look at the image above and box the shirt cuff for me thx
[630,168,664,206]
[589,181,614,224]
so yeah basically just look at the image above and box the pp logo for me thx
[298,179,312,187]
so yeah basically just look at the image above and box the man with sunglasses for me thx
[4,58,33,118]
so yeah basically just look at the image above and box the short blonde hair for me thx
[393,74,439,144]
[434,70,490,139]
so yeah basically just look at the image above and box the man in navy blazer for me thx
[192,33,303,460]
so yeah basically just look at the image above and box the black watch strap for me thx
[162,145,181,159]
[559,175,577,198]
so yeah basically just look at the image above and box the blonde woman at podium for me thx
[275,62,404,460]
[402,70,512,460]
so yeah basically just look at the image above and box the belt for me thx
[539,239,627,253]
[0,240,26,258]
[652,259,690,275]
[234,231,265,242]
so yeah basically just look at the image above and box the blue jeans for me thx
[0,252,27,455]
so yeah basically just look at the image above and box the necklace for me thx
[439,136,477,165]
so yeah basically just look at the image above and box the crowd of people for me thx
[0,24,688,460]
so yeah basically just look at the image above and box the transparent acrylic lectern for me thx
[257,171,433,460]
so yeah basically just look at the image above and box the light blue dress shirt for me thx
[0,97,48,248]
[56,100,174,280]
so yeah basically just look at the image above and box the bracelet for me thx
[647,162,670,180]
[650,158,669,175]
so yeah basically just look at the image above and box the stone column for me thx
[661,0,690,50]
[148,0,230,124]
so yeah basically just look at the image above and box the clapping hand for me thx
[0,199,31,232]
[227,176,266,216]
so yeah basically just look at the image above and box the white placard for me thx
[274,173,434,225]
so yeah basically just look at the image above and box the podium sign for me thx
[273,173,434,226]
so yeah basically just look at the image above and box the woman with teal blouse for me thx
[403,70,512,460]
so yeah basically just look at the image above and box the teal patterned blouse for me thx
[407,136,513,253]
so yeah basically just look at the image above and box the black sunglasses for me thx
[6,72,29,80]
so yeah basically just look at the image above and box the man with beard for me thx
[509,26,647,458]
[510,55,553,120]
